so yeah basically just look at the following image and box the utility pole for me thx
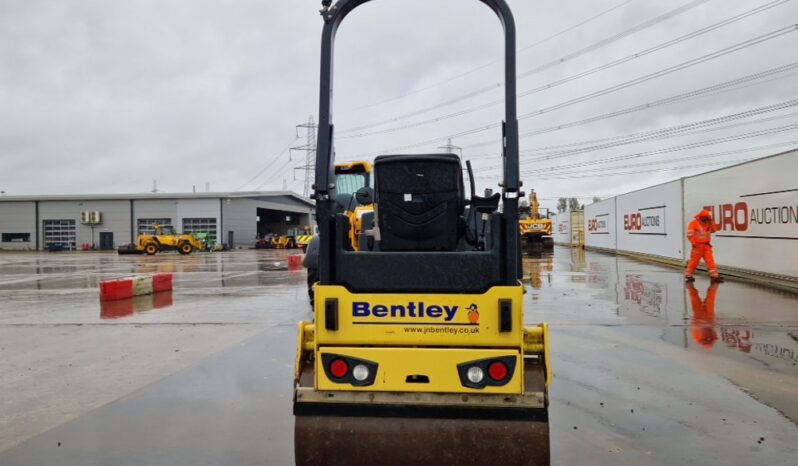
[292,116,317,197]
[439,138,467,187]
[437,138,462,157]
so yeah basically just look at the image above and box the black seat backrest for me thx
[374,153,464,251]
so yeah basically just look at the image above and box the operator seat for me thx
[373,154,464,251]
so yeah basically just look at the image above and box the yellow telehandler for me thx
[134,224,204,255]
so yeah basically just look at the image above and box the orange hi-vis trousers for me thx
[685,244,718,278]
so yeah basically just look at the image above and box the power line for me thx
[523,110,798,161]
[337,0,641,114]
[516,26,797,119]
[517,124,798,175]
[235,136,298,191]
[464,66,798,151]
[522,140,798,177]
[348,61,798,159]
[338,0,758,135]
[519,0,713,81]
[519,104,798,157]
[469,99,798,169]
[475,110,798,172]
[342,24,797,139]
[512,157,763,180]
[253,148,304,191]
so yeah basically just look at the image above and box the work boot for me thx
[711,275,724,283]
[684,276,695,283]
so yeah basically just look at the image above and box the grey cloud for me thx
[0,0,795,213]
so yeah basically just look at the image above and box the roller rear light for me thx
[329,358,349,378]
[488,361,508,382]
[457,356,516,389]
[321,353,378,386]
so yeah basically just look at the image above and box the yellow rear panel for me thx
[314,285,524,348]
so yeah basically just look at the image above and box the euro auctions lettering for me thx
[704,202,798,232]
[588,217,608,233]
[623,213,660,230]
[623,206,666,234]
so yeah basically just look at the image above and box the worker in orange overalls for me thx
[686,281,719,351]
[685,209,723,282]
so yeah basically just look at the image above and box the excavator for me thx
[294,1,551,465]
[519,189,554,251]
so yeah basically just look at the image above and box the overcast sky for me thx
[1,0,796,211]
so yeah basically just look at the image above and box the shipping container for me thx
[616,180,684,262]
[570,210,584,247]
[584,198,617,252]
[552,212,571,246]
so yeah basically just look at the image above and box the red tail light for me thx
[488,361,508,381]
[329,358,349,378]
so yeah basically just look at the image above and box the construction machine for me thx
[520,189,554,251]
[293,2,550,465]
[333,161,374,251]
[296,226,315,251]
[271,232,298,249]
[120,224,204,255]
[303,160,373,301]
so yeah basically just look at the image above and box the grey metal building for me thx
[0,191,314,250]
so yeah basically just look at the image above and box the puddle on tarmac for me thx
[99,291,174,319]
[523,248,798,422]
[0,250,301,291]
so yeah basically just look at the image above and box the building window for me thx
[137,218,173,235]
[1,233,31,243]
[182,218,217,243]
[43,219,76,250]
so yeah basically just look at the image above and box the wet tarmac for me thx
[0,247,796,465]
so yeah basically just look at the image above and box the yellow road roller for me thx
[294,1,551,465]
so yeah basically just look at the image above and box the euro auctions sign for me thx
[587,214,609,234]
[703,195,798,239]
[623,206,666,235]
[683,152,797,278]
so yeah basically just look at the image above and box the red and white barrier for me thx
[99,273,173,301]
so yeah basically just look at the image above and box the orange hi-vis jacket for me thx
[687,209,720,246]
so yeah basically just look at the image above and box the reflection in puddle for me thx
[100,291,174,319]
[525,251,553,290]
[687,282,719,351]
[523,248,798,378]
[625,274,667,316]
[722,327,752,353]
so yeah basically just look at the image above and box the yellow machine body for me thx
[295,284,549,398]
[520,190,553,250]
[135,225,204,255]
[333,161,373,251]
[519,218,553,236]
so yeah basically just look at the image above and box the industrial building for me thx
[0,191,314,250]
